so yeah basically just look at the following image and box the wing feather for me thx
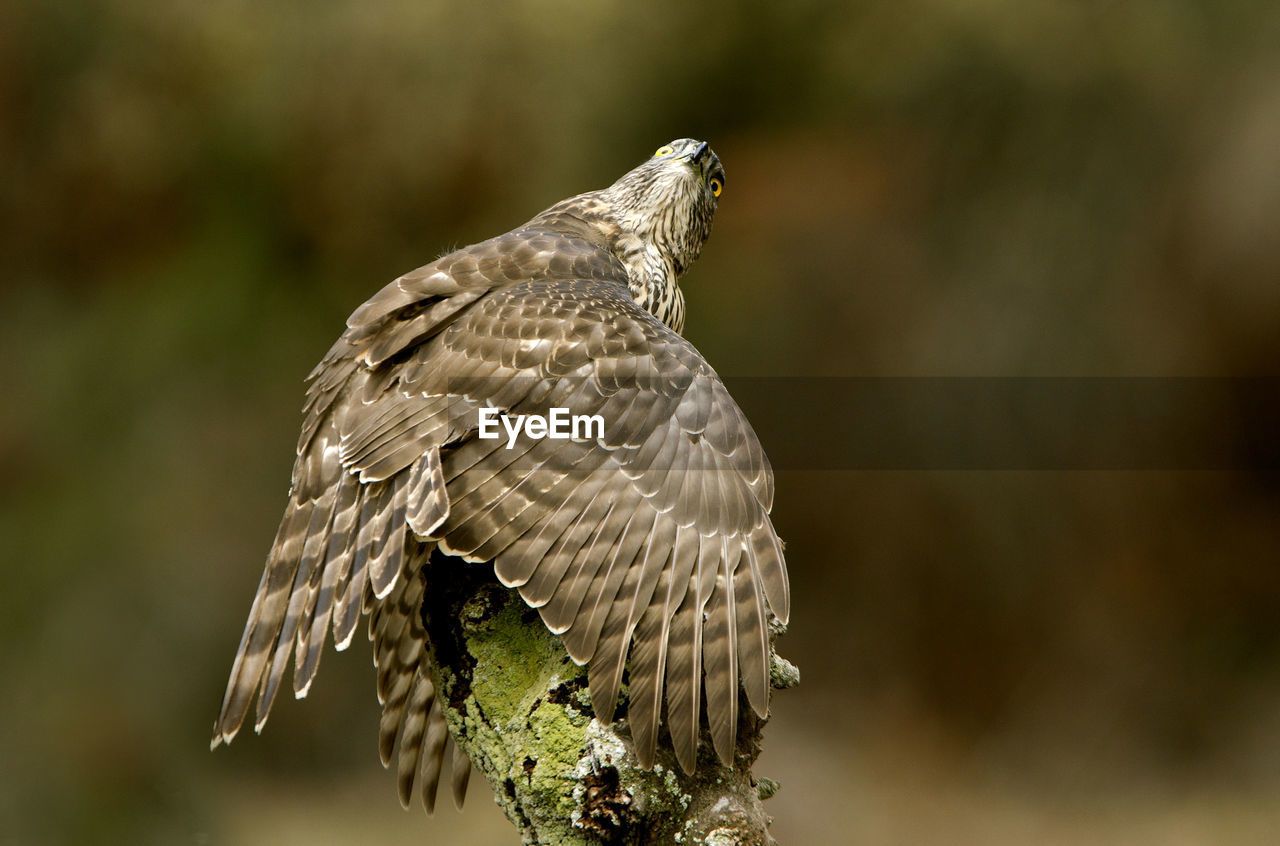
[368,474,408,599]
[585,507,673,726]
[418,695,451,814]
[450,744,472,810]
[664,532,721,772]
[394,668,437,808]
[406,446,450,536]
[520,477,615,615]
[216,227,788,799]
[563,496,652,664]
[626,542,678,769]
[735,539,771,719]
[704,540,741,764]
[332,483,376,650]
[542,492,636,636]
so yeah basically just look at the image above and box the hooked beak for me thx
[683,140,717,186]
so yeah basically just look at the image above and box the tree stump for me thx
[420,550,795,845]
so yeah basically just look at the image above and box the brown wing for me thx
[211,226,788,802]
[414,278,788,770]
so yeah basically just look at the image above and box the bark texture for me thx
[421,554,794,845]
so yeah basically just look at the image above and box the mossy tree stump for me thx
[420,551,792,845]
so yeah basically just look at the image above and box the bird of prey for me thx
[211,138,790,812]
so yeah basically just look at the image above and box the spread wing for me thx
[211,226,789,804]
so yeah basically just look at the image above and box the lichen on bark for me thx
[419,551,790,845]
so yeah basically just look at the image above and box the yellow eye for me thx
[654,145,675,157]
[709,177,723,197]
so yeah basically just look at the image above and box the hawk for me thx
[211,138,790,812]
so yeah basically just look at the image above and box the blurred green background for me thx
[3,1,1279,843]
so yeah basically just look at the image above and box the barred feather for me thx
[212,139,788,811]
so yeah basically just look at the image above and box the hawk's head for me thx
[604,138,725,278]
